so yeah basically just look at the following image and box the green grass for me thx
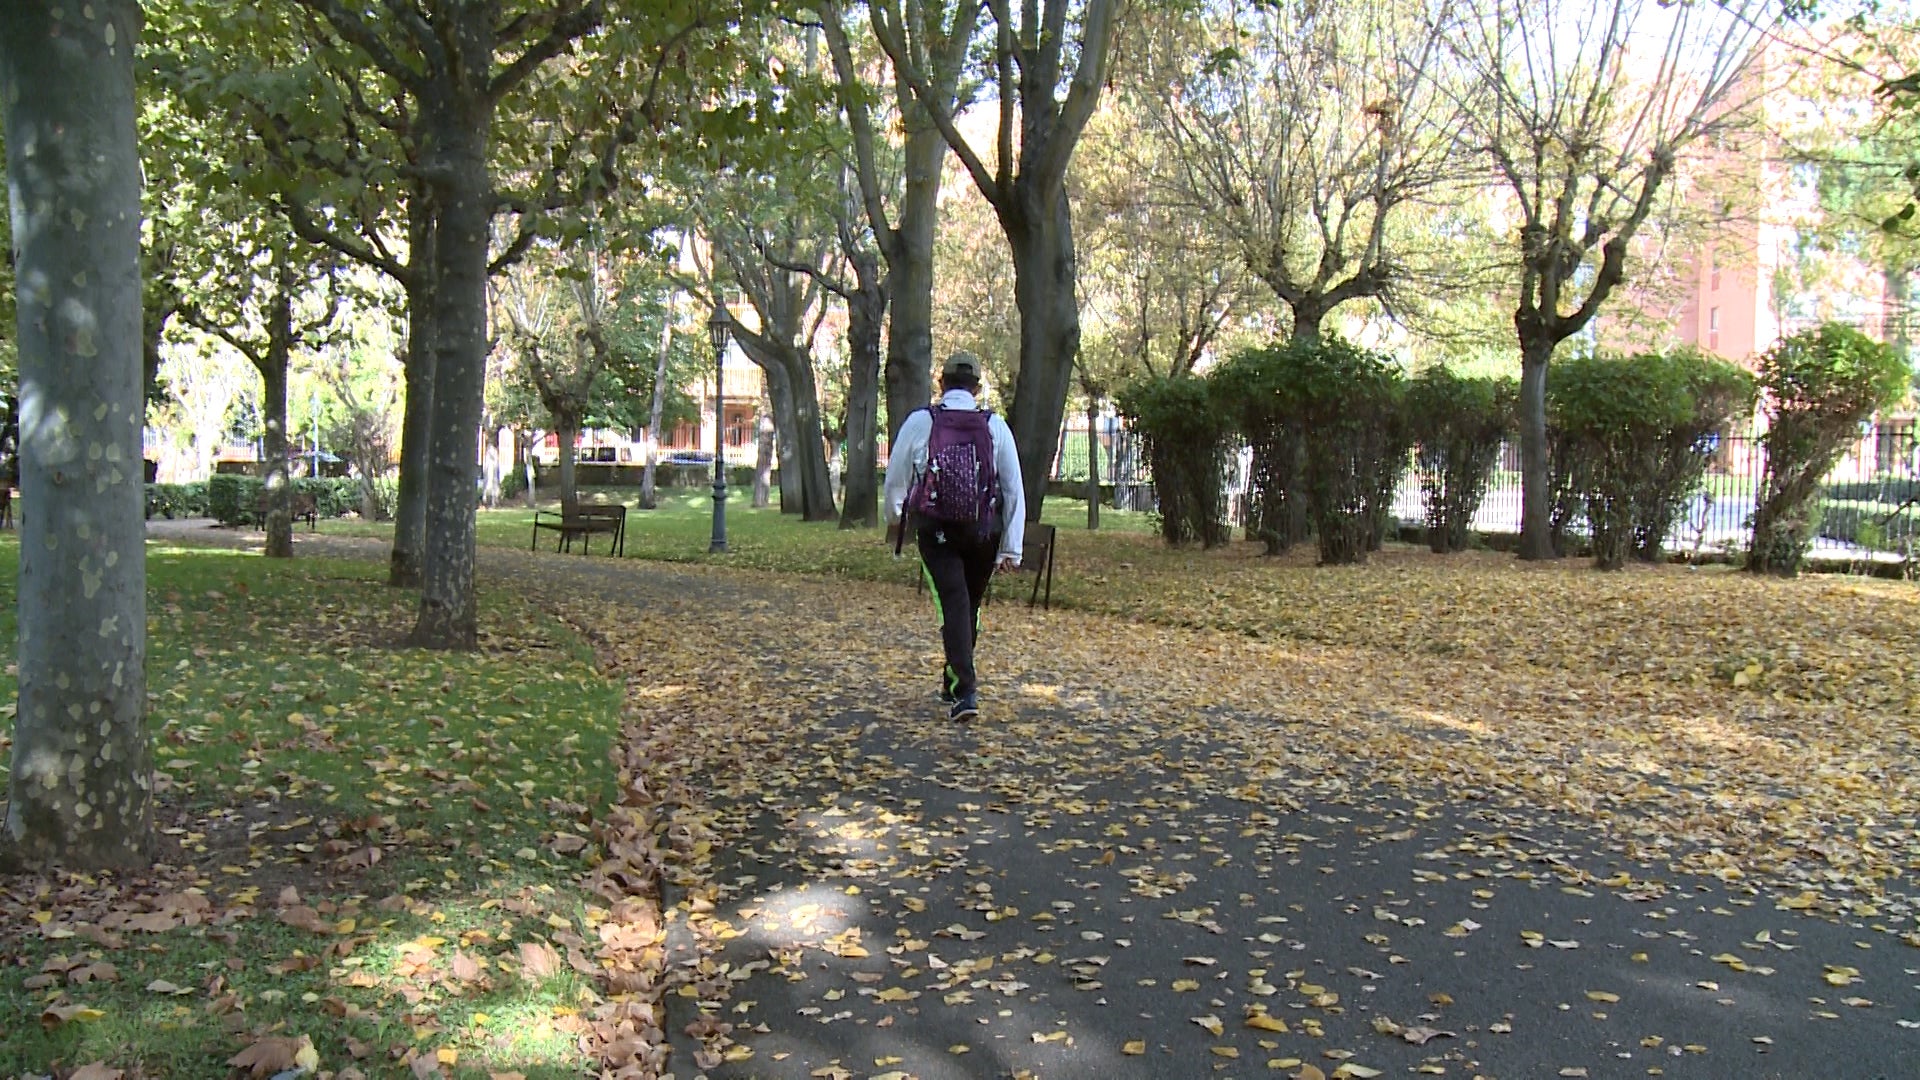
[0,541,625,1079]
[322,487,1160,578]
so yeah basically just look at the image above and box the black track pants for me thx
[917,525,998,699]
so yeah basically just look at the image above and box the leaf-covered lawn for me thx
[0,544,637,1079]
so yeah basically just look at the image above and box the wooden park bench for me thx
[531,503,628,557]
[255,489,317,531]
[912,522,1056,611]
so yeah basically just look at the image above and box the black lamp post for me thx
[707,305,732,554]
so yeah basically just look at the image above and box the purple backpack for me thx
[908,406,999,535]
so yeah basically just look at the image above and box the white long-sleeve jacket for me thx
[883,390,1027,565]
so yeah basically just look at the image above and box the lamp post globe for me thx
[707,306,733,554]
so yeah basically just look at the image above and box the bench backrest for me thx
[1022,523,1056,567]
[569,504,626,522]
[258,490,317,511]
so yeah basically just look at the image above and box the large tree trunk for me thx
[520,429,537,509]
[766,365,802,514]
[0,0,152,871]
[883,125,942,442]
[1517,338,1555,561]
[1002,190,1082,523]
[389,191,436,587]
[256,338,293,559]
[555,418,579,514]
[753,390,775,509]
[1086,395,1101,531]
[783,348,839,522]
[839,263,884,529]
[410,96,491,650]
[640,319,673,509]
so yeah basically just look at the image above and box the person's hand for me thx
[994,554,1019,574]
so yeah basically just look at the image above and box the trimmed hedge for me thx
[1751,323,1910,576]
[202,474,378,526]
[144,482,209,520]
[207,474,261,526]
[1116,374,1234,548]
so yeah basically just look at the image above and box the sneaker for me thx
[938,684,957,705]
[948,693,979,722]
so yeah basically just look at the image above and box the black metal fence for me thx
[1055,422,1920,561]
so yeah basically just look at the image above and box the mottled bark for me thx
[765,364,802,514]
[839,249,884,529]
[639,319,673,509]
[740,337,836,521]
[1,0,152,871]
[1085,395,1101,531]
[1517,340,1554,560]
[753,390,775,509]
[555,418,579,514]
[389,192,436,587]
[1003,191,1082,523]
[257,346,292,558]
[409,91,491,651]
[884,126,941,440]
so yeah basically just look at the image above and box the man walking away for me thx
[885,352,1026,721]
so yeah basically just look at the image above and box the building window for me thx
[1708,307,1720,351]
[1709,249,1721,291]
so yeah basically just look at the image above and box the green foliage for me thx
[144,482,210,520]
[1550,350,1755,570]
[206,473,261,527]
[1407,369,1515,554]
[1115,375,1233,548]
[1751,323,1911,575]
[203,474,374,524]
[1632,350,1757,563]
[1227,338,1408,565]
[1212,345,1309,555]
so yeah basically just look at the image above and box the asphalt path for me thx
[657,697,1918,1080]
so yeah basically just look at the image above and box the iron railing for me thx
[1055,424,1920,561]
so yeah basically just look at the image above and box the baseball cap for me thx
[943,351,982,380]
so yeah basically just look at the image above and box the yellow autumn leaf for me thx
[1586,990,1621,1003]
[1122,1040,1147,1056]
[1245,1012,1289,1032]
[1172,979,1201,991]
[1192,1014,1225,1036]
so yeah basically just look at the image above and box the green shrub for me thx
[206,474,263,527]
[1630,350,1756,562]
[1212,347,1309,554]
[1282,338,1407,565]
[1407,369,1515,554]
[1550,350,1754,570]
[1750,323,1911,576]
[1116,374,1233,548]
[143,481,209,520]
